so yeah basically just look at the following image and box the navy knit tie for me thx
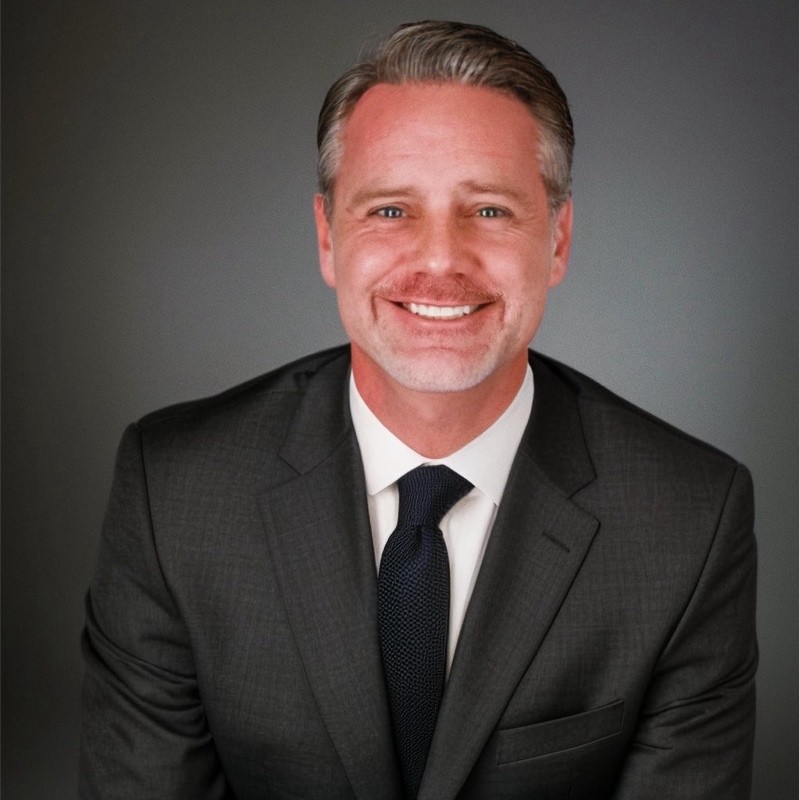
[378,465,473,799]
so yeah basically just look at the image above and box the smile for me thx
[403,302,480,319]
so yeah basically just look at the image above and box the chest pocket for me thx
[497,699,624,765]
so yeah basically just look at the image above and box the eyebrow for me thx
[458,180,532,206]
[347,186,417,209]
[348,181,533,209]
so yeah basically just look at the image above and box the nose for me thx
[416,212,464,275]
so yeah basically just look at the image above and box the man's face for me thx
[315,82,572,399]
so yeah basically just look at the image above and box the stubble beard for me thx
[370,341,501,394]
[361,310,528,396]
[361,274,511,393]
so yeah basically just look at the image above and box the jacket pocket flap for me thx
[497,699,624,765]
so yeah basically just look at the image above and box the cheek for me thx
[501,257,553,321]
[338,239,398,287]
[496,247,552,293]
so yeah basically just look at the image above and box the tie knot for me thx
[397,465,473,529]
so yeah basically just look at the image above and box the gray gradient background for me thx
[3,2,797,797]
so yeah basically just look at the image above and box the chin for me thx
[377,349,505,395]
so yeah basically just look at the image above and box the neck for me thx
[352,350,527,458]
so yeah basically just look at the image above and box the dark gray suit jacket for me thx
[80,346,757,799]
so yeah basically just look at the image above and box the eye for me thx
[374,206,405,219]
[477,207,507,218]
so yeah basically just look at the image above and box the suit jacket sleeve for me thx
[80,423,232,799]
[612,464,758,799]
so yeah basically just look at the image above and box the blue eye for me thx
[376,206,404,218]
[477,207,505,218]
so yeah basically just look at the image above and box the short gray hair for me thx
[316,20,574,213]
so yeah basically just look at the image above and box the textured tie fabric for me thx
[378,465,473,799]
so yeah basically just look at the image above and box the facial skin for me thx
[315,82,572,441]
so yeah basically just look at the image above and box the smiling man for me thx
[80,21,757,800]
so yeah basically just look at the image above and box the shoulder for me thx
[133,345,351,456]
[530,352,745,486]
[528,354,754,591]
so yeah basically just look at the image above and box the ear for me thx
[548,197,573,288]
[314,193,336,288]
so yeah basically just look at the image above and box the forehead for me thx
[336,82,544,192]
[347,81,540,137]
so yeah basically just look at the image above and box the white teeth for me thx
[405,302,479,319]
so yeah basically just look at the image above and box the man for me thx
[80,20,757,800]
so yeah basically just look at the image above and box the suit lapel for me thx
[257,354,401,800]
[419,354,600,800]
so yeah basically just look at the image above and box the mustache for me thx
[376,274,501,304]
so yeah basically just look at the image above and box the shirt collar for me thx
[349,366,533,507]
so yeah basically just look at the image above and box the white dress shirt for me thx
[349,366,534,670]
